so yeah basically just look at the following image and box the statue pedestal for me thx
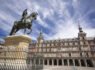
[1,35,31,69]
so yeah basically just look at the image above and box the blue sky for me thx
[0,0,95,41]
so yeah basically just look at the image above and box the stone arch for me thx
[54,59,57,65]
[44,59,47,65]
[64,59,68,66]
[49,59,52,65]
[75,59,79,66]
[69,59,73,66]
[81,59,86,66]
[86,59,93,67]
[36,59,39,65]
[59,59,62,65]
[32,59,34,65]
[40,59,43,65]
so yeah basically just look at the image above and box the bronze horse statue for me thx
[10,11,38,35]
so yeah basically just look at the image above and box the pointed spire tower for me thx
[78,21,83,33]
[78,20,86,40]
[37,29,44,43]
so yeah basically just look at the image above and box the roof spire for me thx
[78,20,80,28]
[78,20,83,33]
[40,28,42,37]
[37,28,43,42]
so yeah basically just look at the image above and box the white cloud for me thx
[37,16,49,28]
[0,11,16,33]
[85,29,95,37]
[45,19,78,40]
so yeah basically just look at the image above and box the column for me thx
[47,59,49,65]
[92,59,95,67]
[39,58,40,65]
[68,59,69,66]
[79,59,81,66]
[73,59,75,66]
[84,59,87,67]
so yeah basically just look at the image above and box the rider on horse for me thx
[21,9,27,23]
[10,9,38,35]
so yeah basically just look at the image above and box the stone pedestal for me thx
[0,35,31,70]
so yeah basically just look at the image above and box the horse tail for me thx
[10,25,15,35]
[9,21,16,35]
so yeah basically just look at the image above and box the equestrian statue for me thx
[10,9,38,35]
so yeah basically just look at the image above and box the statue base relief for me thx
[0,35,31,70]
